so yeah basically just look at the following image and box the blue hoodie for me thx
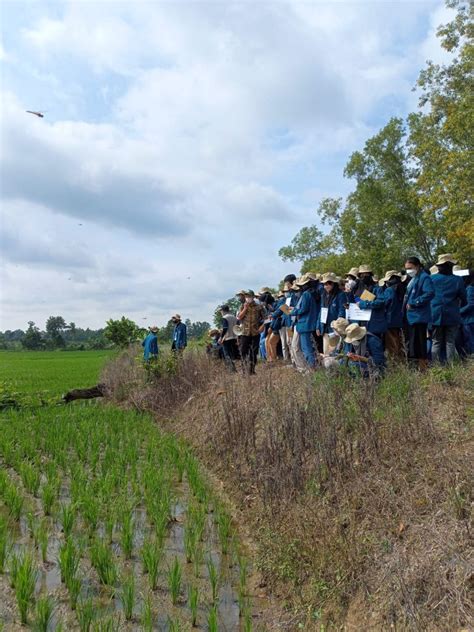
[430,273,467,326]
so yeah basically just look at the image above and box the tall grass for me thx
[120,573,135,621]
[77,597,95,632]
[207,557,219,604]
[0,517,9,573]
[167,556,182,605]
[141,592,153,632]
[33,595,55,632]
[90,539,117,586]
[188,584,199,627]
[15,550,38,624]
[141,539,162,590]
[59,502,76,538]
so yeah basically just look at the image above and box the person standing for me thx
[237,290,265,374]
[459,271,474,355]
[316,273,346,354]
[219,305,239,371]
[403,256,435,369]
[171,314,187,352]
[381,270,406,362]
[142,326,159,362]
[430,254,467,363]
[291,274,320,369]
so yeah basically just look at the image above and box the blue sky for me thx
[0,0,451,330]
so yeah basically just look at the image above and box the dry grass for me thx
[102,351,474,631]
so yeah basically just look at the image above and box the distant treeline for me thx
[0,316,210,351]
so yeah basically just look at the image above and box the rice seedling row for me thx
[0,404,255,630]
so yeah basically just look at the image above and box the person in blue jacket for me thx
[316,272,346,355]
[380,270,405,362]
[171,314,187,352]
[291,273,320,368]
[403,256,435,370]
[349,264,387,369]
[430,254,467,363]
[459,272,474,355]
[340,323,381,378]
[142,326,159,362]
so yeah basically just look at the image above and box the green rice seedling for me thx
[207,557,219,603]
[0,469,8,494]
[20,461,41,497]
[238,554,248,592]
[58,538,80,585]
[141,592,153,632]
[167,618,182,632]
[0,517,9,573]
[90,538,117,586]
[207,605,218,632]
[167,556,182,605]
[120,510,134,560]
[81,494,100,537]
[92,616,121,632]
[104,508,115,544]
[193,543,203,579]
[5,483,23,521]
[188,584,199,627]
[120,573,135,621]
[77,597,95,632]
[35,519,49,563]
[41,482,57,516]
[15,550,38,624]
[68,575,82,610]
[141,539,162,590]
[33,595,55,632]
[183,524,197,564]
[59,502,76,538]
[217,512,233,555]
[243,608,253,632]
[188,502,206,542]
[153,513,168,548]
[26,511,36,539]
[9,549,20,588]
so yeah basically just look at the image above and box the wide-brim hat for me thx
[330,317,349,336]
[381,270,402,283]
[208,329,220,337]
[327,333,340,348]
[306,271,320,281]
[258,287,272,295]
[358,265,372,275]
[149,326,159,333]
[321,272,338,284]
[429,265,438,275]
[291,282,299,290]
[436,253,458,266]
[346,267,360,278]
[296,273,314,286]
[283,282,293,291]
[236,289,247,296]
[233,324,244,336]
[345,323,367,344]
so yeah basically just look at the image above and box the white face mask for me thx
[245,297,253,303]
[346,279,356,290]
[406,269,417,278]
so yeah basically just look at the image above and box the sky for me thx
[0,0,452,331]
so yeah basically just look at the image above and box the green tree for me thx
[213,297,242,328]
[408,0,474,264]
[46,316,67,348]
[22,322,43,350]
[104,317,142,348]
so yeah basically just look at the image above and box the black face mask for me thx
[387,278,399,287]
[361,275,373,286]
[437,263,453,275]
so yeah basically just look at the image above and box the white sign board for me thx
[346,303,372,322]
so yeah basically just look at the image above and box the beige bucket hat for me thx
[358,264,373,275]
[436,253,458,265]
[321,272,338,284]
[306,271,321,280]
[295,273,314,286]
[330,317,349,336]
[381,270,402,283]
[258,287,272,295]
[291,282,300,290]
[345,323,367,344]
[346,267,360,279]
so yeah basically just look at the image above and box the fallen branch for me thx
[63,383,107,403]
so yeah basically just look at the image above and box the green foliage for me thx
[167,556,182,605]
[213,297,242,327]
[22,321,44,350]
[46,316,67,348]
[14,550,38,624]
[104,316,143,348]
[33,595,55,632]
[120,573,135,621]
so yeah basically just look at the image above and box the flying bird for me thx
[26,110,45,118]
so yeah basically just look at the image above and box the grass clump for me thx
[90,538,117,586]
[14,550,38,624]
[141,539,162,590]
[167,556,182,605]
[33,595,55,632]
[120,573,135,621]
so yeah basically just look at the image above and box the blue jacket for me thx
[270,298,285,332]
[357,286,387,334]
[281,292,299,327]
[316,290,346,334]
[430,273,467,326]
[142,333,158,360]
[173,322,187,349]
[384,285,405,329]
[460,284,474,325]
[293,287,320,333]
[404,270,435,325]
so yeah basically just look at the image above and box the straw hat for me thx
[295,273,314,286]
[306,271,321,281]
[345,323,367,344]
[283,282,293,291]
[291,282,300,290]
[258,287,272,295]
[429,265,438,275]
[358,264,372,275]
[321,272,338,284]
[346,267,360,279]
[208,329,220,337]
[233,324,244,336]
[330,317,349,336]
[149,326,159,333]
[327,333,340,348]
[436,253,458,265]
[381,270,402,283]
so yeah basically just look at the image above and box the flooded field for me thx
[0,405,257,630]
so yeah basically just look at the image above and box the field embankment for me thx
[104,351,474,631]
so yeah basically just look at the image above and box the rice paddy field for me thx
[0,353,255,631]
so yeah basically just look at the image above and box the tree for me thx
[104,317,143,348]
[22,321,43,350]
[46,316,67,348]
[213,297,242,327]
[408,0,474,264]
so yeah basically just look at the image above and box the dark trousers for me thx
[222,339,239,372]
[240,335,260,374]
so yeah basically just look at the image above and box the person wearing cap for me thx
[430,254,467,363]
[349,265,387,369]
[403,256,435,369]
[291,273,321,369]
[219,304,239,371]
[142,326,159,362]
[342,323,380,377]
[381,270,406,361]
[316,273,346,354]
[237,290,265,374]
[171,314,187,352]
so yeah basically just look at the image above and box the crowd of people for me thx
[205,253,473,376]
